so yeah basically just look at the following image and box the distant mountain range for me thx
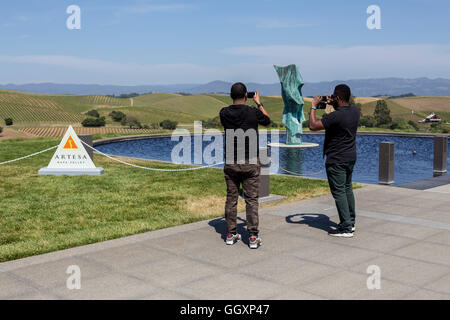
[1,77,450,97]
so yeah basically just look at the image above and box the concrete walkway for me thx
[1,184,450,300]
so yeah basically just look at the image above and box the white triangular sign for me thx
[47,126,96,169]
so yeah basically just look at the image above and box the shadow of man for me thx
[285,213,338,233]
[208,217,250,245]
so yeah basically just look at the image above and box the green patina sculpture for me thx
[274,64,306,145]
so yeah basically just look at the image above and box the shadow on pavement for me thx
[285,213,338,233]
[208,217,250,245]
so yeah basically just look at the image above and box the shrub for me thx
[390,118,409,130]
[81,117,106,127]
[86,110,100,118]
[4,118,13,126]
[160,119,178,130]
[360,115,375,128]
[408,120,419,131]
[109,111,126,122]
[150,123,161,130]
[0,126,3,134]
[122,116,142,129]
[203,116,222,129]
[302,119,310,128]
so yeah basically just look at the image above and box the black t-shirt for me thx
[220,104,271,163]
[321,105,360,164]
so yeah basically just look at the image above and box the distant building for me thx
[418,113,441,123]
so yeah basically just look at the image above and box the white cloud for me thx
[254,19,312,29]
[118,3,193,14]
[222,44,450,81]
[1,44,450,84]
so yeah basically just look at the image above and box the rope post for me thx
[259,147,271,198]
[78,134,94,161]
[433,135,448,177]
[379,141,395,185]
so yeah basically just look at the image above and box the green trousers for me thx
[325,161,356,232]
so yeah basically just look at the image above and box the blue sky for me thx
[0,0,449,84]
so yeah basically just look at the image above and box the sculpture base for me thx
[268,142,319,149]
[38,167,104,176]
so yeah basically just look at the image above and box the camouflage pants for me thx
[224,163,260,236]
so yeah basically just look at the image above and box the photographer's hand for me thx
[254,90,270,119]
[312,94,322,109]
[253,90,261,105]
[309,94,325,131]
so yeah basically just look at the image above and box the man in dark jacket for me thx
[219,82,271,249]
[309,84,360,238]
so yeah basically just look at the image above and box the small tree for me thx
[109,111,126,122]
[81,117,106,127]
[86,110,100,118]
[160,119,178,130]
[373,100,392,126]
[4,118,13,126]
[122,116,142,129]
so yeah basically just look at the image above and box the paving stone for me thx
[50,272,157,300]
[290,242,382,269]
[401,289,450,300]
[424,273,450,294]
[370,221,442,240]
[424,230,450,245]
[176,273,283,300]
[10,256,108,290]
[351,254,450,287]
[80,243,172,270]
[340,231,416,253]
[237,254,337,286]
[301,270,417,300]
[0,272,38,299]
[393,242,450,267]
[124,259,221,289]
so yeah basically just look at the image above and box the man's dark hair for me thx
[334,84,351,103]
[230,82,247,100]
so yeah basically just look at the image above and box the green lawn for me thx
[0,137,332,262]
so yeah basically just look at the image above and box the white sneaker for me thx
[249,236,262,249]
[226,233,241,245]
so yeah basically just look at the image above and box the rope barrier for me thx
[0,140,326,178]
[81,141,225,172]
[277,166,326,177]
[0,145,57,166]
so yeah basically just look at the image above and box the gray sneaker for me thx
[249,236,262,249]
[226,233,241,245]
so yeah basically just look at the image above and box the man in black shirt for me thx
[219,82,271,249]
[309,84,360,238]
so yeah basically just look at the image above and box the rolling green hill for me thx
[0,90,448,131]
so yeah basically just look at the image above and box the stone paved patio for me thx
[1,183,449,300]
